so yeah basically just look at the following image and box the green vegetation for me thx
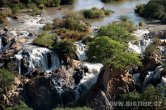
[119,85,166,110]
[6,102,32,110]
[54,107,92,110]
[53,39,77,58]
[144,38,161,57]
[43,23,53,31]
[97,21,135,43]
[82,7,113,19]
[87,36,141,70]
[0,9,11,25]
[119,15,129,22]
[52,12,90,40]
[135,0,166,24]
[0,68,15,94]
[87,21,140,71]
[0,13,9,26]
[33,32,56,48]
[0,0,74,9]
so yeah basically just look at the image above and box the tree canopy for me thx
[97,22,135,43]
[87,36,141,70]
[135,0,166,24]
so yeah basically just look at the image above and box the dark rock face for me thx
[23,67,77,110]
[139,52,162,83]
[75,68,135,110]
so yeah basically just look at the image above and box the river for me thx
[45,0,150,26]
[7,0,150,39]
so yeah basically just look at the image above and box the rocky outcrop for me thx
[75,68,135,110]
[139,52,162,82]
[23,67,77,110]
[0,77,24,109]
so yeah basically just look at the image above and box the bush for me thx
[43,23,53,31]
[135,0,166,24]
[119,15,129,22]
[6,102,32,110]
[31,8,41,16]
[33,32,56,48]
[0,15,9,26]
[0,68,15,94]
[56,28,88,40]
[63,12,89,32]
[144,44,160,56]
[82,7,109,19]
[53,39,77,58]
[118,86,166,110]
[52,12,90,40]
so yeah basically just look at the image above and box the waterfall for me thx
[129,29,151,54]
[75,62,103,99]
[75,42,87,61]
[15,54,23,75]
[15,45,60,74]
[129,38,152,54]
[154,66,163,81]
[133,65,166,89]
[143,71,154,88]
[0,35,2,52]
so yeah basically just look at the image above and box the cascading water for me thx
[133,65,166,89]
[129,30,151,54]
[75,42,87,61]
[0,35,2,52]
[74,41,104,99]
[75,62,103,99]
[15,45,60,74]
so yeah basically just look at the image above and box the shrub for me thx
[56,28,88,40]
[118,86,166,110]
[43,23,53,31]
[0,68,15,94]
[82,7,113,19]
[53,39,77,58]
[119,15,129,22]
[144,44,160,56]
[31,7,41,16]
[52,12,90,40]
[82,7,106,19]
[33,32,56,48]
[6,102,32,110]
[52,17,63,29]
[135,0,166,24]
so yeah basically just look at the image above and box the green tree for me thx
[135,0,166,24]
[87,36,141,70]
[97,23,134,42]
